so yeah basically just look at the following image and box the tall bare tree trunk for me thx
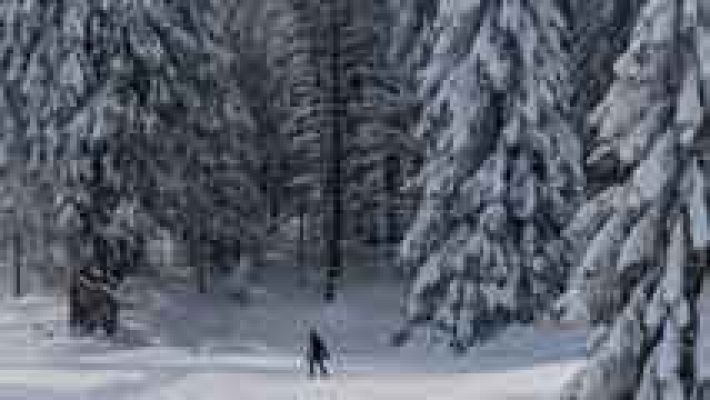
[298,205,307,286]
[322,0,346,303]
[13,232,21,298]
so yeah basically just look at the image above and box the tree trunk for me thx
[13,233,21,297]
[323,0,346,303]
[190,236,207,294]
[298,207,307,286]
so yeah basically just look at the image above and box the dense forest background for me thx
[0,0,708,398]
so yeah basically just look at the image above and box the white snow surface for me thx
[0,270,587,399]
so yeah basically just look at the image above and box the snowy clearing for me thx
[0,276,588,399]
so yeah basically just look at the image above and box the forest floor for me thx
[0,268,590,399]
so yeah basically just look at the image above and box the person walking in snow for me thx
[307,328,330,377]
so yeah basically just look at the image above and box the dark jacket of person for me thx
[308,329,329,361]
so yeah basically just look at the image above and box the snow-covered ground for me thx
[0,271,588,399]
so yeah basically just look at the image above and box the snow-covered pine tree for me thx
[386,0,438,80]
[0,1,61,287]
[558,0,708,398]
[398,0,583,349]
[259,0,330,286]
[0,0,264,290]
[0,0,130,283]
[262,0,424,289]
[372,0,438,276]
[263,0,325,229]
[154,0,265,287]
[218,0,286,231]
[337,0,423,269]
[565,0,643,160]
